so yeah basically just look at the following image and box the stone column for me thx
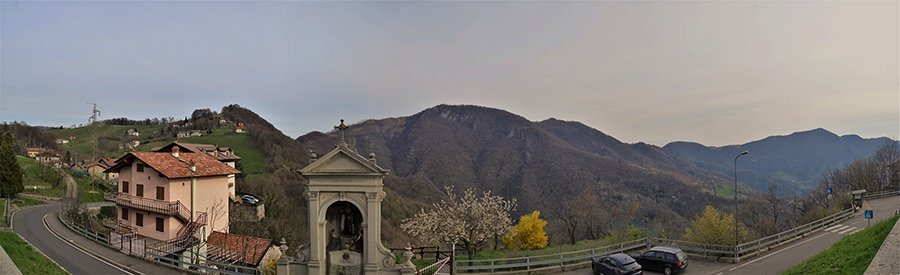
[365,191,380,272]
[307,191,322,275]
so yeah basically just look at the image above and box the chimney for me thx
[173,146,180,158]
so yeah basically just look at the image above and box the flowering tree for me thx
[400,185,517,261]
[503,211,548,250]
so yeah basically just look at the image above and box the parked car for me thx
[592,253,642,275]
[631,246,688,275]
[241,194,259,205]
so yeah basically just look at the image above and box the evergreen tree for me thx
[1,132,24,196]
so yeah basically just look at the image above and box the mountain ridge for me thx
[663,127,892,193]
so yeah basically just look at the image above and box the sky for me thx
[2,1,898,147]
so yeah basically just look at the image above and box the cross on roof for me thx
[334,119,349,143]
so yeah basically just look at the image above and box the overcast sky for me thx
[2,1,897,146]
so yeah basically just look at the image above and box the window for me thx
[136,213,143,227]
[136,164,144,172]
[121,208,129,220]
[136,184,144,197]
[665,253,676,261]
[122,181,129,193]
[156,187,164,200]
[156,218,164,232]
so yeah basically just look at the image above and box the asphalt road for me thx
[12,203,132,275]
[566,196,900,275]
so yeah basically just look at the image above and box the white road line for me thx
[42,212,138,275]
[826,224,846,232]
[848,229,861,235]
[728,232,830,272]
[851,220,861,225]
[837,227,857,235]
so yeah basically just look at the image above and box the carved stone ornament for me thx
[295,242,311,263]
[306,191,319,200]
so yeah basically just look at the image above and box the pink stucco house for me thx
[104,147,240,254]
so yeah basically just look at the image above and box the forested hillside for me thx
[297,104,735,244]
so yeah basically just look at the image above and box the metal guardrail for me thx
[451,191,897,273]
[59,213,110,244]
[864,189,900,199]
[455,238,646,273]
[735,207,853,257]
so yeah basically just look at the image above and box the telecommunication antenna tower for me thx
[87,102,102,161]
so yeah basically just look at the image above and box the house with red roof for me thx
[104,147,240,254]
[151,142,242,197]
[207,231,282,269]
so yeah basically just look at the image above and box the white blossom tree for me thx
[400,185,517,262]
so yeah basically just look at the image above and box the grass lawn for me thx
[179,134,265,174]
[77,177,106,203]
[0,229,69,275]
[782,214,900,275]
[13,197,47,208]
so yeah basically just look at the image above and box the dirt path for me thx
[56,167,78,199]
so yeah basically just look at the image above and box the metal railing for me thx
[146,212,207,256]
[735,207,853,257]
[864,189,900,199]
[146,249,275,275]
[107,191,192,222]
[418,257,451,275]
[59,212,109,244]
[455,238,646,273]
[453,206,861,273]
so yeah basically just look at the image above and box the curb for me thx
[48,210,146,275]
[8,202,70,274]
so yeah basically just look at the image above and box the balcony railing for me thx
[106,192,192,223]
[147,212,207,255]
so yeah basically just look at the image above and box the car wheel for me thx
[664,266,672,275]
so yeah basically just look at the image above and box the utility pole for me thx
[87,103,101,161]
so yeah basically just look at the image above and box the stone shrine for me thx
[278,120,416,275]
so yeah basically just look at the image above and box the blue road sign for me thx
[826,187,832,194]
[865,210,873,219]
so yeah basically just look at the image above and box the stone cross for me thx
[334,119,349,142]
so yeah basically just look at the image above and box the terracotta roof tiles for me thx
[106,152,240,179]
[207,231,273,266]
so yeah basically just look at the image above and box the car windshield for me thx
[676,251,687,261]
[623,260,640,270]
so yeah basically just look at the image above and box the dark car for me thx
[631,246,688,275]
[592,253,642,275]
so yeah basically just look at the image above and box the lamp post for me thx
[734,151,748,247]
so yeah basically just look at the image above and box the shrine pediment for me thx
[298,143,389,176]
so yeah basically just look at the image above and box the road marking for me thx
[826,224,847,232]
[837,227,857,235]
[42,212,139,275]
[728,232,830,272]
[851,220,861,225]
[848,228,861,235]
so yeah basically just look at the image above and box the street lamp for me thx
[734,151,748,246]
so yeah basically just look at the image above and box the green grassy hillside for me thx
[45,123,265,175]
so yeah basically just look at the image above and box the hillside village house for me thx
[100,158,119,182]
[152,142,241,197]
[207,231,282,269]
[35,151,61,165]
[104,148,240,250]
[26,147,47,158]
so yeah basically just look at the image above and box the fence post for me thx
[527,257,530,271]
